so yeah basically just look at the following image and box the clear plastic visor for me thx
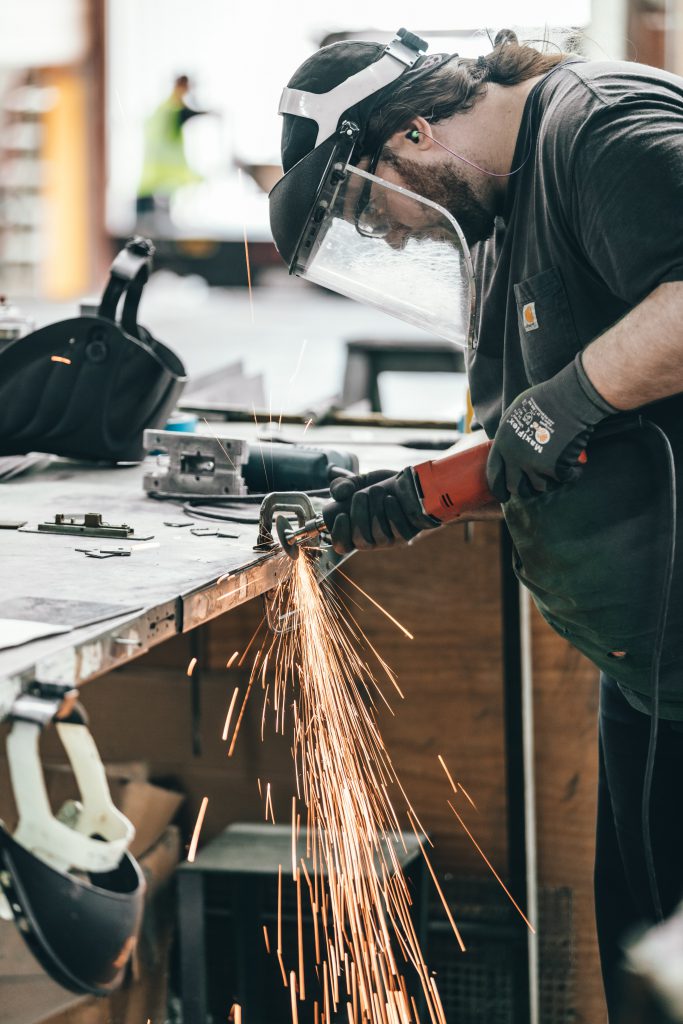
[295,165,475,348]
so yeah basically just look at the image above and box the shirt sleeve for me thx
[570,92,683,305]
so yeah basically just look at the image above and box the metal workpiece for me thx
[75,547,132,558]
[142,429,249,498]
[37,513,150,540]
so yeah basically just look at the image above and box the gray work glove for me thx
[322,468,440,554]
[486,353,616,502]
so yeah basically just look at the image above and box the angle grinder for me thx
[275,439,499,559]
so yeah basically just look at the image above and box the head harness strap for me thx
[278,29,427,149]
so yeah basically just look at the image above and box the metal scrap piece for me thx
[75,547,132,559]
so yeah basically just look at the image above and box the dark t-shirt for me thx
[467,59,683,715]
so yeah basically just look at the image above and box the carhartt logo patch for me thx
[522,302,539,331]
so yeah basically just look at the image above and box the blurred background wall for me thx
[0,0,680,301]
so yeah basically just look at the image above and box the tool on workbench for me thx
[0,684,144,995]
[243,442,358,493]
[257,492,351,632]
[35,512,153,541]
[143,428,249,497]
[143,430,358,500]
[0,238,187,463]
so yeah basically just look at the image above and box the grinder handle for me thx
[414,442,588,521]
[413,442,496,522]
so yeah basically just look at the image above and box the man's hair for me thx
[362,29,569,157]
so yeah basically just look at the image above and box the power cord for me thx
[147,488,332,525]
[640,418,677,922]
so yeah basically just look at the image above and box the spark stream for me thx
[228,552,459,1024]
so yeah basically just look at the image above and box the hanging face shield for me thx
[0,690,145,995]
[269,29,475,348]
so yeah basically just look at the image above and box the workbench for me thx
[0,425,448,716]
[0,423,604,1024]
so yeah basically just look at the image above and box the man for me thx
[270,28,683,1020]
[136,74,206,223]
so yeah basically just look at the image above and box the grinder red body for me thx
[412,440,497,522]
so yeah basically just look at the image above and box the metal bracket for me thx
[143,429,249,498]
[37,513,151,540]
[7,681,78,726]
[75,547,132,558]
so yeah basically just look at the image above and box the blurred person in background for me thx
[136,74,207,228]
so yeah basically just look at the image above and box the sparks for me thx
[302,418,313,436]
[186,656,198,677]
[278,862,288,986]
[413,823,466,952]
[201,419,237,469]
[297,868,306,999]
[437,754,458,797]
[337,569,414,640]
[279,337,309,430]
[252,405,271,490]
[265,781,275,824]
[235,552,452,1023]
[227,650,240,668]
[50,355,72,365]
[237,168,254,324]
[448,800,535,932]
[222,687,240,741]
[457,781,478,811]
[187,796,208,863]
[291,797,297,880]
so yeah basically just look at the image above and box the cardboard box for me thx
[120,781,184,860]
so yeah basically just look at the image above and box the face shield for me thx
[269,136,475,348]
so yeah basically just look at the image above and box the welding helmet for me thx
[0,691,145,995]
[269,29,475,347]
[0,237,187,463]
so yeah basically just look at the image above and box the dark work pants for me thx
[595,674,683,1021]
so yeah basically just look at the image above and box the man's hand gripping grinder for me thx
[276,441,496,558]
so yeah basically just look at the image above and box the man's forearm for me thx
[581,282,683,409]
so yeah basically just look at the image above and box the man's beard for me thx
[387,154,497,246]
